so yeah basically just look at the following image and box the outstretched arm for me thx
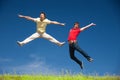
[50,21,65,26]
[18,14,35,21]
[80,23,96,31]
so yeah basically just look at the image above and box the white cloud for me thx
[4,54,59,75]
[0,58,12,62]
[29,54,42,61]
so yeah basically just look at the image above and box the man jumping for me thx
[68,22,96,69]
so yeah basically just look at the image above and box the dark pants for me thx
[69,42,91,66]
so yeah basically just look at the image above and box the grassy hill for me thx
[0,74,120,80]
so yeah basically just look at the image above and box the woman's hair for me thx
[40,12,46,18]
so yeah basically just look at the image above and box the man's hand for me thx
[18,14,24,18]
[80,23,96,31]
[90,23,96,26]
[60,23,65,26]
[18,14,34,21]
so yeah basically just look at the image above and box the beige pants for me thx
[20,32,63,46]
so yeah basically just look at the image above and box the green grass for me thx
[0,74,120,80]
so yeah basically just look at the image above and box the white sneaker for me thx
[58,42,65,46]
[17,41,24,47]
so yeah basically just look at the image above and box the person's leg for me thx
[17,32,40,46]
[69,43,83,69]
[74,42,93,62]
[42,32,65,46]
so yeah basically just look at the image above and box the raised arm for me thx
[50,21,65,26]
[18,14,35,21]
[80,23,96,31]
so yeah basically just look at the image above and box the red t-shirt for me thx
[68,28,81,41]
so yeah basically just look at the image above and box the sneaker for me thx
[17,41,24,47]
[80,62,84,69]
[58,42,65,46]
[87,58,94,62]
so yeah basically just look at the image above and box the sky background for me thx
[0,0,120,75]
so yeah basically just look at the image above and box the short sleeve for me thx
[44,19,51,24]
[33,18,39,22]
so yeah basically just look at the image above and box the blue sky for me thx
[0,0,120,75]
